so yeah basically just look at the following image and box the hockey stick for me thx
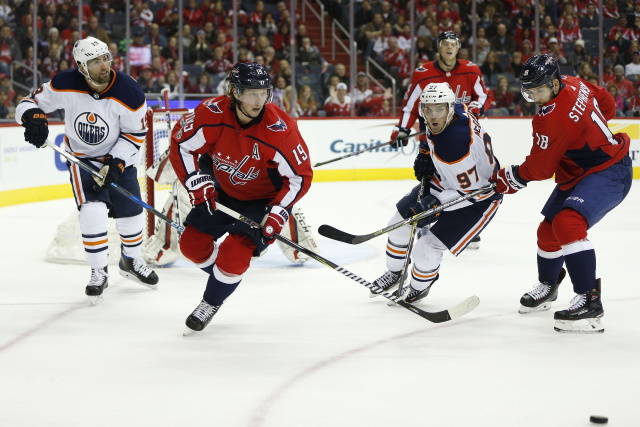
[313,131,426,167]
[319,184,496,245]
[395,177,426,299]
[213,202,480,323]
[46,140,185,233]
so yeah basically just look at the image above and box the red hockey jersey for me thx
[170,96,313,209]
[518,75,629,190]
[397,59,488,130]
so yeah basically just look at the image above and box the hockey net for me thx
[45,107,190,265]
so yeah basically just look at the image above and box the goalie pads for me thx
[277,206,319,263]
[142,180,191,266]
[145,148,178,185]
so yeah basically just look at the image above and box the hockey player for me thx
[390,31,489,249]
[169,62,313,335]
[490,55,633,333]
[371,82,502,303]
[142,151,319,266]
[16,36,159,305]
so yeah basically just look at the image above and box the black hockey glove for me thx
[390,126,411,148]
[414,148,436,181]
[22,108,49,148]
[93,155,126,188]
[408,194,440,227]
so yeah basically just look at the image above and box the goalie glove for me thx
[93,155,125,188]
[22,108,49,148]
[490,165,528,194]
[184,171,216,214]
[390,125,411,148]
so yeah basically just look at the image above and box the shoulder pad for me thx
[103,70,146,110]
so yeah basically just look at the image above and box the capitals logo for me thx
[538,103,556,116]
[267,117,287,132]
[204,99,223,113]
[74,112,109,145]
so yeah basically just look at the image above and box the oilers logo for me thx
[74,112,109,145]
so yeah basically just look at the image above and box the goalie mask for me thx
[73,36,112,85]
[419,82,456,134]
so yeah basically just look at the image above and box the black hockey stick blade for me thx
[318,184,496,245]
[396,295,480,323]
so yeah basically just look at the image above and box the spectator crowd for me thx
[1,0,640,119]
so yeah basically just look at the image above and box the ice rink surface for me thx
[1,179,639,427]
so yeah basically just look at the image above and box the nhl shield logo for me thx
[74,112,109,145]
[267,117,287,132]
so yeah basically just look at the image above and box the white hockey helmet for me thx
[73,37,111,77]
[419,82,456,133]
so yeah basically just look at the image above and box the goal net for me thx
[45,107,190,265]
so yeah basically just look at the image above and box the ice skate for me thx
[519,268,566,314]
[370,270,402,298]
[86,266,109,306]
[183,299,222,336]
[554,279,604,334]
[119,255,159,289]
[467,235,480,250]
[398,274,439,304]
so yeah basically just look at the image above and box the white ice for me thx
[1,180,639,427]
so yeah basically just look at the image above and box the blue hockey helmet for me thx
[227,62,273,103]
[437,31,461,49]
[520,54,561,91]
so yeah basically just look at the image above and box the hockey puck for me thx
[590,415,608,424]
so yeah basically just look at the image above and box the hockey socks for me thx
[562,240,596,294]
[536,250,565,285]
[203,265,242,306]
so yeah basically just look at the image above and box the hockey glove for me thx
[184,171,216,215]
[390,125,411,148]
[414,147,436,181]
[22,108,49,148]
[261,205,289,244]
[490,165,528,194]
[408,194,440,227]
[93,155,126,188]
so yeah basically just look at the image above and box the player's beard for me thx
[89,68,112,85]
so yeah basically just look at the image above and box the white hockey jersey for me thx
[15,69,148,167]
[423,104,500,210]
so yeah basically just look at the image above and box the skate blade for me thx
[119,271,159,290]
[183,327,197,336]
[518,302,553,314]
[467,242,480,250]
[553,318,604,334]
[88,295,104,306]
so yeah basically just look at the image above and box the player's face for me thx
[438,40,459,64]
[236,88,270,121]
[521,83,554,106]
[422,102,449,133]
[86,54,112,85]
